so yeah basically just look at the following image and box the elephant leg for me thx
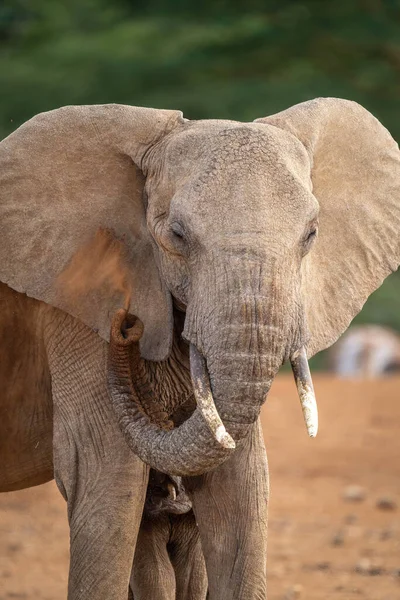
[169,512,208,600]
[184,418,268,600]
[49,323,149,600]
[130,513,175,599]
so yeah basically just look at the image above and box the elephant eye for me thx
[170,222,185,240]
[306,228,317,243]
[157,221,188,257]
[302,223,318,255]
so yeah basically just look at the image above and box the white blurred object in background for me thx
[330,325,400,378]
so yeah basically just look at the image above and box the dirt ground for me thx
[1,374,399,600]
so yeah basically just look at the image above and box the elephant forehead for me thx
[164,120,310,177]
[162,123,315,226]
[179,179,317,242]
[161,121,314,214]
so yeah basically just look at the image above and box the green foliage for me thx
[2,0,400,134]
[1,0,399,362]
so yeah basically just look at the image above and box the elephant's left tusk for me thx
[190,344,236,450]
[290,347,318,438]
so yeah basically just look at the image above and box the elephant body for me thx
[0,283,53,492]
[0,281,266,599]
[0,98,399,599]
[132,472,207,600]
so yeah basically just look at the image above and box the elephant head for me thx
[1,99,399,476]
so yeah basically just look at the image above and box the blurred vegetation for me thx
[0,0,399,366]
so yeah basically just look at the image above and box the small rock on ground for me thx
[343,485,366,502]
[355,558,384,576]
[376,496,397,511]
[284,584,303,599]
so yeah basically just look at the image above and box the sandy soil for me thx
[1,374,399,600]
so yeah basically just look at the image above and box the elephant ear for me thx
[255,98,400,357]
[0,104,184,360]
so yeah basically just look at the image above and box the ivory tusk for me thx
[190,344,236,450]
[290,347,318,438]
[167,482,177,502]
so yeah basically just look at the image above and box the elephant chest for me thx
[0,283,53,492]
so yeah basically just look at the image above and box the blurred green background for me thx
[1,0,399,367]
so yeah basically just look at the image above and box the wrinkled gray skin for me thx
[0,99,399,599]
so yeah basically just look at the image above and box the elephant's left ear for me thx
[0,104,184,360]
[255,98,400,357]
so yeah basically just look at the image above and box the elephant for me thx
[131,471,207,599]
[0,98,399,599]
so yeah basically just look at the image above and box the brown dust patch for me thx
[57,228,132,311]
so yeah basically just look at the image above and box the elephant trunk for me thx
[107,309,235,477]
[183,256,318,443]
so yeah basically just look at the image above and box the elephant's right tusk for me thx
[167,481,177,501]
[190,344,236,450]
[290,346,318,438]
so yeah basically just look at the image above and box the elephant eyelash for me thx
[306,228,317,242]
[170,222,186,240]
[155,221,188,257]
[301,224,318,255]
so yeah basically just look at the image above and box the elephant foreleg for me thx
[169,512,208,600]
[184,418,269,600]
[130,513,175,599]
[49,322,149,600]
[130,512,207,600]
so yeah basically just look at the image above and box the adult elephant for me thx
[0,99,399,599]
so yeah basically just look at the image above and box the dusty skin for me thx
[1,374,399,600]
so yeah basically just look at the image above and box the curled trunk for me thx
[108,253,318,477]
[107,309,235,477]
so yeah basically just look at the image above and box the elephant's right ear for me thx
[0,104,184,360]
[255,98,400,358]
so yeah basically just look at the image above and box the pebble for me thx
[343,485,366,502]
[355,558,384,576]
[316,561,331,571]
[1,570,11,579]
[380,528,394,540]
[284,584,303,599]
[376,496,397,511]
[331,530,345,546]
[302,561,331,572]
[344,513,358,524]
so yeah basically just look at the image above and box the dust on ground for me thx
[1,375,399,600]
